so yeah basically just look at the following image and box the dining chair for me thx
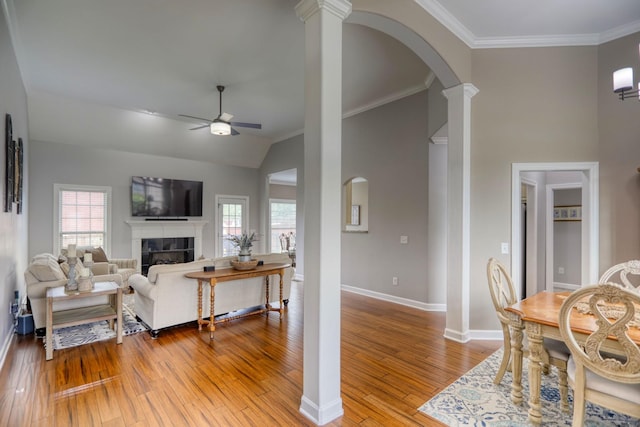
[599,260,640,292]
[558,283,640,427]
[486,258,570,410]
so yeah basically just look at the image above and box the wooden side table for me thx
[46,281,123,360]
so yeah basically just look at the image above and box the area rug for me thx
[49,304,147,350]
[419,349,640,426]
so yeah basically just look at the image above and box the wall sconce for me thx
[613,45,640,100]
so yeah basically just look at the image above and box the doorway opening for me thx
[511,162,599,300]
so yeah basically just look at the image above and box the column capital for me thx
[442,83,479,100]
[295,0,352,22]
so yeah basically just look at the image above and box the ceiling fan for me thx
[179,85,262,136]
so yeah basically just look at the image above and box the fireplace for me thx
[126,220,208,275]
[141,237,194,275]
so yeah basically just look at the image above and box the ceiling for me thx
[5,0,640,168]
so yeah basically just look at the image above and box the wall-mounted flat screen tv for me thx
[131,176,203,217]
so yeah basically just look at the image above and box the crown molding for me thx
[414,0,640,48]
[413,0,475,48]
[472,34,601,49]
[342,82,428,119]
[599,20,640,44]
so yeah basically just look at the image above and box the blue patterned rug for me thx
[50,305,147,350]
[419,349,640,426]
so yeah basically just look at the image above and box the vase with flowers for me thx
[227,232,258,262]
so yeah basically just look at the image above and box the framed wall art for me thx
[16,137,23,214]
[554,205,581,221]
[4,114,13,212]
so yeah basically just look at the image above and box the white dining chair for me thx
[558,283,640,427]
[599,260,640,292]
[486,258,570,410]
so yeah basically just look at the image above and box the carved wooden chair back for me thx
[486,258,519,385]
[558,284,640,426]
[599,260,640,292]
[487,258,517,325]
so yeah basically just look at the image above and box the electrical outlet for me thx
[558,267,565,274]
[392,277,398,286]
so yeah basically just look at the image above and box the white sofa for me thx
[128,253,294,337]
[25,253,123,332]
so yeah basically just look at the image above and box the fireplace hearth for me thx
[141,237,194,275]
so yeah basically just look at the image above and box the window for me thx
[53,184,111,255]
[215,195,249,257]
[270,199,296,252]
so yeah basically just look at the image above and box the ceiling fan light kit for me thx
[613,45,640,101]
[210,121,231,136]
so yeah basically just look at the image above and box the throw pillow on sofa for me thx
[28,254,66,282]
[85,247,109,263]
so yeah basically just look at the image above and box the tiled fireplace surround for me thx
[126,220,208,274]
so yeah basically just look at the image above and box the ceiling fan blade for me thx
[179,114,212,123]
[231,127,240,136]
[189,124,210,131]
[230,121,262,129]
[220,112,234,122]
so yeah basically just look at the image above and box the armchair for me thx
[25,253,123,332]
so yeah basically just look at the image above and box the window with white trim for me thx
[54,184,111,255]
[269,199,296,253]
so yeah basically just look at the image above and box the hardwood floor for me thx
[0,281,500,426]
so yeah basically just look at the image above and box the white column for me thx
[295,0,351,424]
[428,125,448,304]
[442,84,478,343]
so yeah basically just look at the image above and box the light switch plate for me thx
[501,242,509,254]
[400,236,408,244]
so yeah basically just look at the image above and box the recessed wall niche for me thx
[343,177,368,233]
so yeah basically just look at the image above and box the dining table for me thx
[505,290,640,424]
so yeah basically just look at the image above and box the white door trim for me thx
[520,177,538,299]
[511,162,599,297]
[214,195,249,257]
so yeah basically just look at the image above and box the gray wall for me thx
[470,45,599,328]
[0,8,30,352]
[341,90,430,301]
[28,141,260,259]
[598,32,640,269]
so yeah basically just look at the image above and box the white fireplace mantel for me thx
[126,220,209,273]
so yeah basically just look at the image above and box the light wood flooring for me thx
[0,281,500,426]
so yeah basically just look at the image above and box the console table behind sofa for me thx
[128,253,294,337]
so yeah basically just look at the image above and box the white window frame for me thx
[268,198,296,253]
[53,184,112,256]
[215,194,249,257]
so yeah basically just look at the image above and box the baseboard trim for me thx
[468,329,503,341]
[553,282,579,291]
[341,285,446,312]
[443,328,471,343]
[0,330,14,372]
[299,395,344,425]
